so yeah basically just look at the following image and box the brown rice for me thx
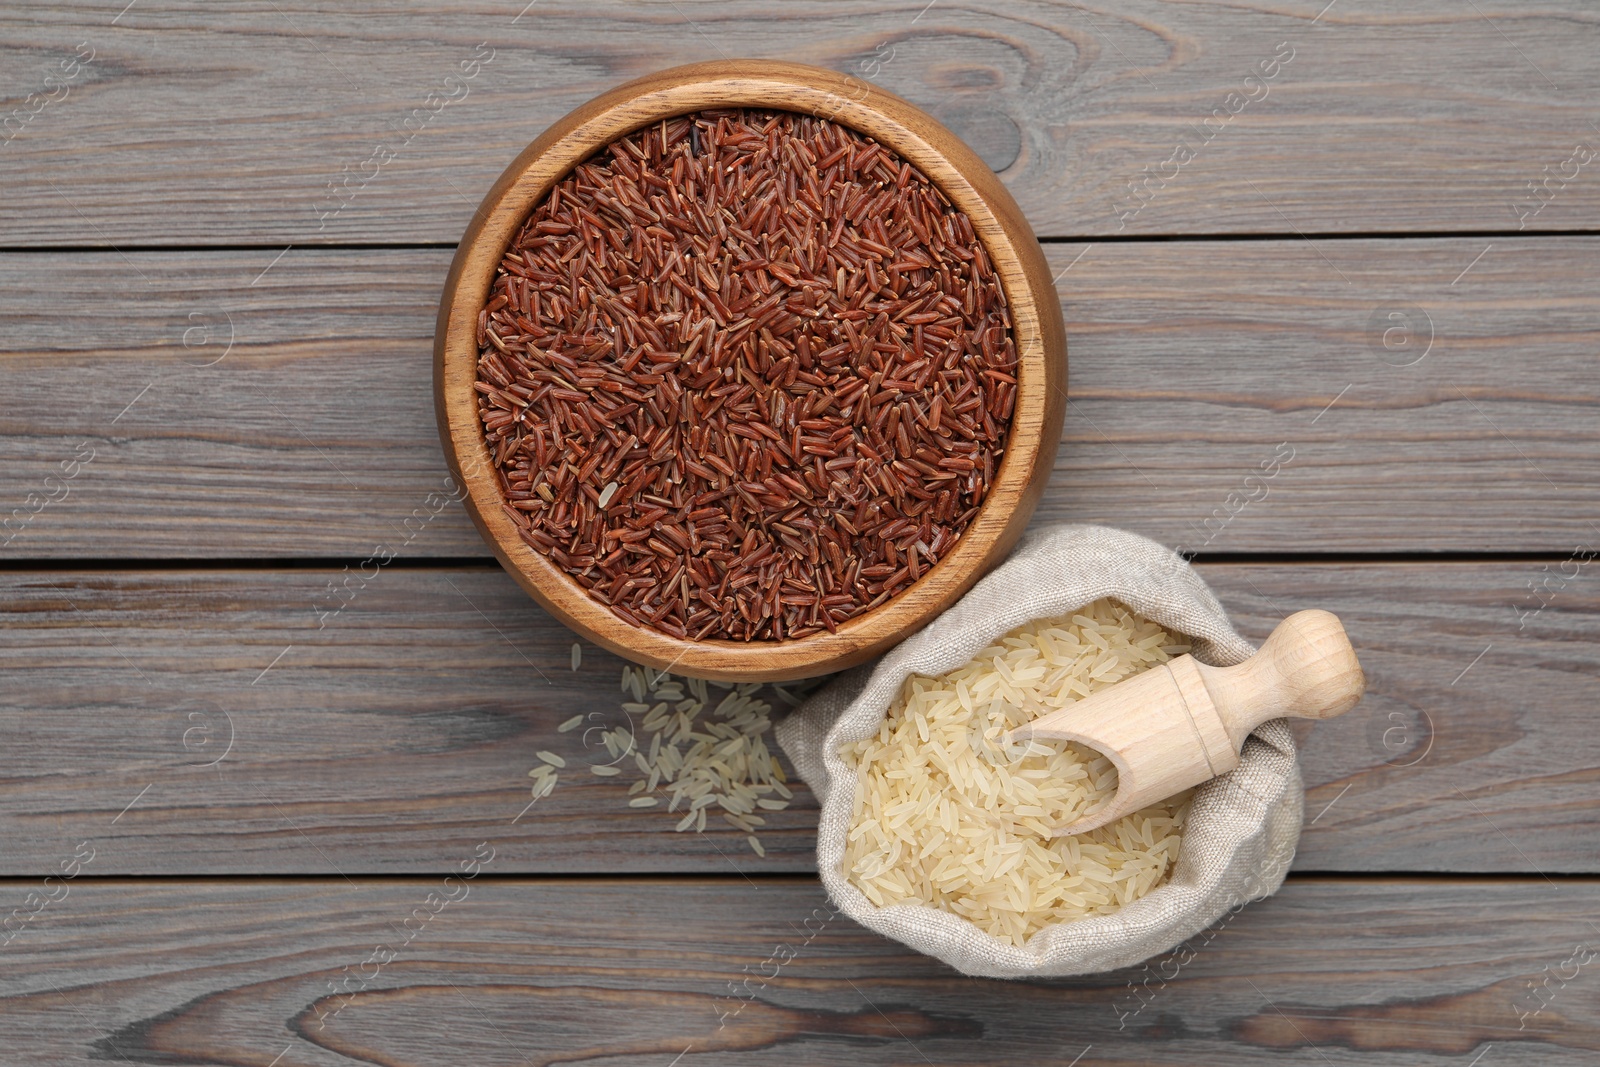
[476,108,1017,641]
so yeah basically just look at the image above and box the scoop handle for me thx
[1198,609,1365,749]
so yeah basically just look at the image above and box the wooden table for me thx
[3,2,1597,1063]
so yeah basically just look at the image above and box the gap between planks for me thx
[0,551,1581,572]
[2,227,1599,255]
[0,872,1591,886]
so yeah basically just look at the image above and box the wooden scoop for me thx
[1009,610,1365,836]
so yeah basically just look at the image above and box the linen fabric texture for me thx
[775,524,1302,978]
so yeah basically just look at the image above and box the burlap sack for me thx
[775,524,1302,978]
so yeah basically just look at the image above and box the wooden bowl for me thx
[435,60,1066,681]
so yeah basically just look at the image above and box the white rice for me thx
[556,667,825,857]
[839,598,1193,947]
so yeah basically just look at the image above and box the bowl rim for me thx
[435,59,1065,680]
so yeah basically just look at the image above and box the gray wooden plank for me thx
[0,875,1590,1063]
[1,239,1595,558]
[1203,564,1600,875]
[2,1,1598,244]
[0,561,1593,875]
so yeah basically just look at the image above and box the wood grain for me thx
[0,876,1592,1064]
[1,1,1592,1056]
[0,561,1593,875]
[433,60,1067,680]
[2,1,1598,244]
[2,238,1595,559]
